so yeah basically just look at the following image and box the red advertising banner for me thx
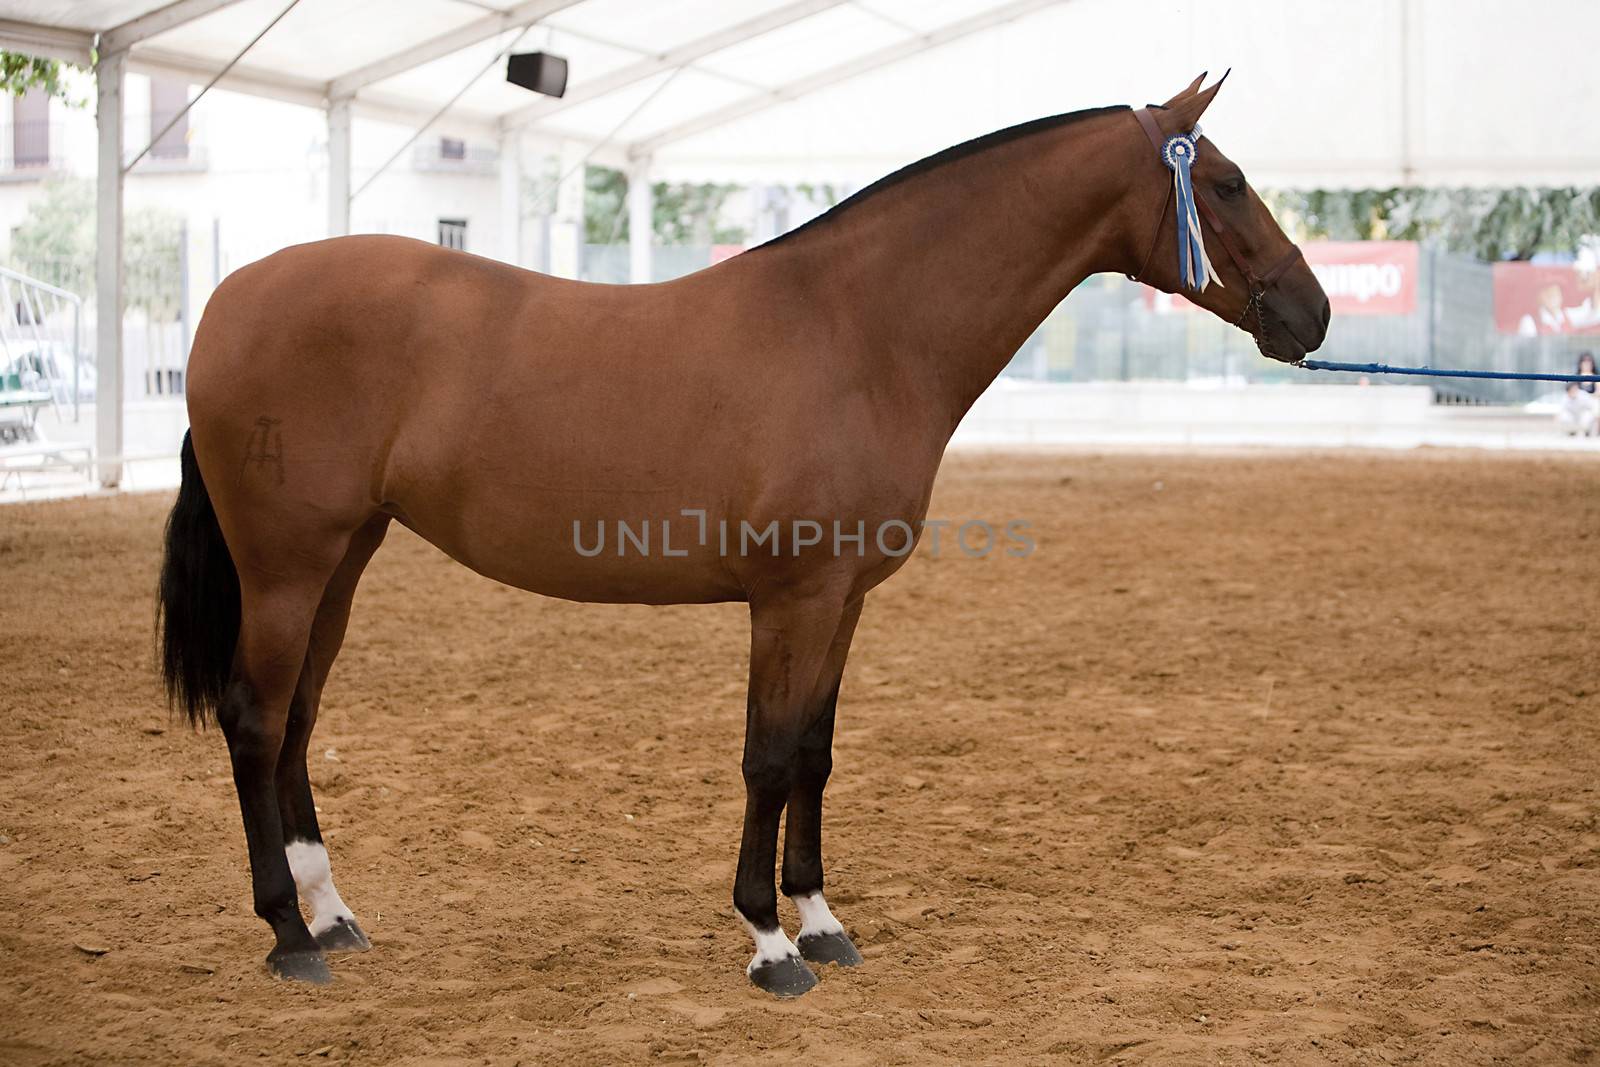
[1145,240,1419,316]
[1305,241,1418,315]
[1491,262,1600,335]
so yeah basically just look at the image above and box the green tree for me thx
[1265,186,1600,261]
[584,165,627,243]
[795,182,845,210]
[9,177,184,316]
[1,51,85,106]
[10,177,93,293]
[584,165,749,246]
[125,206,185,321]
[652,181,747,245]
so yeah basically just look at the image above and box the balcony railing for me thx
[0,116,211,176]
[412,138,498,176]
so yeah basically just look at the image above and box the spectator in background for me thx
[1557,382,1598,436]
[1553,353,1598,435]
[1577,351,1598,395]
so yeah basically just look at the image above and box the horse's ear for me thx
[1161,72,1207,108]
[1169,70,1228,130]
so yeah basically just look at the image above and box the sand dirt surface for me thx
[1,451,1598,1065]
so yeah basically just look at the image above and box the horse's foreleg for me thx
[734,588,850,997]
[277,517,388,954]
[781,599,864,968]
[218,577,333,983]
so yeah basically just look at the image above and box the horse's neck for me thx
[768,112,1143,432]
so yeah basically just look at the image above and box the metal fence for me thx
[4,232,190,405]
[581,243,718,284]
[0,265,85,419]
[12,239,1585,410]
[1001,247,1594,405]
[582,241,1582,404]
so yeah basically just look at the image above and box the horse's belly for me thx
[475,543,746,606]
[388,486,748,606]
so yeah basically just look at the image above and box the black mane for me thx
[759,104,1131,249]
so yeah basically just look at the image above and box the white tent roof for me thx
[2,0,1596,186]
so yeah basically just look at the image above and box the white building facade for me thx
[0,69,549,336]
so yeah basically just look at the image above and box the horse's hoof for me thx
[748,953,818,998]
[798,930,863,967]
[268,948,332,984]
[315,917,371,953]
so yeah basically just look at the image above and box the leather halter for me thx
[1127,107,1302,329]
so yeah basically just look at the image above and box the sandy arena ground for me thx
[2,451,1598,1065]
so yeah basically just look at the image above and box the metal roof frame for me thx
[0,18,94,64]
[100,0,247,55]
[0,0,1075,492]
[498,0,849,131]
[0,1,1071,153]
[629,0,1067,156]
[326,0,581,100]
[124,45,510,142]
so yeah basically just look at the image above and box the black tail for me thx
[158,431,240,727]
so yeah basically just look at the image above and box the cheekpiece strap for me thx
[1133,108,1221,291]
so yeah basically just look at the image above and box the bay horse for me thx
[158,75,1327,996]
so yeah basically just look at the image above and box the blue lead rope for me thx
[1296,359,1600,384]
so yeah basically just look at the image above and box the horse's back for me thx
[184,236,765,595]
[182,234,928,603]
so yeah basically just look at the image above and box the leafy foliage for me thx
[1265,186,1600,261]
[125,205,186,321]
[794,182,845,210]
[584,166,627,244]
[585,166,748,245]
[0,51,85,106]
[10,178,92,293]
[652,181,747,245]
[10,178,185,317]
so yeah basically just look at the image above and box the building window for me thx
[439,136,465,161]
[149,77,191,160]
[12,89,48,167]
[438,218,468,251]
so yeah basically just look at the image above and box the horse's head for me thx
[1126,75,1329,363]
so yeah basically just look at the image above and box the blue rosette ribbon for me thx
[1160,128,1222,291]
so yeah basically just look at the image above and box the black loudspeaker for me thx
[506,52,569,98]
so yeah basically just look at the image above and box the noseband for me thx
[1127,108,1302,334]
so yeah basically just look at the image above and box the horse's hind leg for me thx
[782,598,864,968]
[218,557,347,983]
[277,516,390,953]
[734,585,851,997]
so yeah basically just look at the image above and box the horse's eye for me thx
[1216,177,1247,201]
